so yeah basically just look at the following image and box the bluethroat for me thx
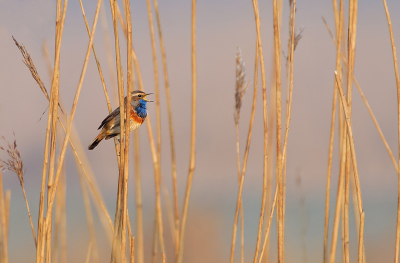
[88,90,152,150]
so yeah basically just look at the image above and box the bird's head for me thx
[131,90,153,103]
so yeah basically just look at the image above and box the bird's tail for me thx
[88,132,105,150]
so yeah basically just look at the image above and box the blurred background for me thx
[1,0,400,262]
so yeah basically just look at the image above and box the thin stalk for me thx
[133,130,144,263]
[109,0,126,260]
[251,0,268,262]
[0,169,7,263]
[258,187,278,263]
[152,0,180,252]
[324,1,343,262]
[121,0,133,261]
[43,0,103,254]
[273,0,283,260]
[381,1,400,262]
[177,1,197,262]
[230,17,260,263]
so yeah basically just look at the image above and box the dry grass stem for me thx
[152,0,180,250]
[323,1,343,262]
[381,0,400,261]
[43,0,102,257]
[133,130,144,263]
[234,47,248,263]
[250,0,268,262]
[0,136,36,248]
[130,237,135,263]
[109,0,126,260]
[0,169,8,263]
[273,0,284,260]
[86,241,93,263]
[177,1,197,262]
[258,187,278,263]
[323,16,398,171]
[335,71,364,260]
[78,0,112,113]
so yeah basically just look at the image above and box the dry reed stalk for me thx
[152,217,159,263]
[323,1,343,262]
[133,130,144,263]
[0,136,37,248]
[328,74,347,263]
[234,47,249,263]
[146,0,162,171]
[109,0,126,260]
[145,1,165,259]
[344,1,358,261]
[273,0,284,260]
[250,0,269,261]
[78,0,112,114]
[130,237,135,263]
[176,1,197,263]
[152,0,180,251]
[281,1,300,257]
[0,168,8,263]
[121,0,133,261]
[43,0,103,257]
[46,1,69,260]
[37,217,46,263]
[4,191,10,246]
[162,252,167,263]
[52,130,67,263]
[76,153,99,263]
[86,241,93,263]
[113,2,167,256]
[323,18,398,172]
[335,72,365,262]
[358,212,365,263]
[101,1,119,104]
[258,187,278,263]
[230,14,260,263]
[381,1,400,262]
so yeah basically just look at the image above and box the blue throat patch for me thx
[136,99,148,118]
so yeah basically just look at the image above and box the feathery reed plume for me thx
[12,37,63,114]
[234,48,249,125]
[0,136,36,248]
[177,1,197,262]
[381,0,400,261]
[234,47,249,263]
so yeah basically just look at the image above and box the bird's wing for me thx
[98,106,120,130]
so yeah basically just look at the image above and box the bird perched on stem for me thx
[88,90,152,150]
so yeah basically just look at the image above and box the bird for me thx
[88,90,152,150]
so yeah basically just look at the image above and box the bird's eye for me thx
[138,94,142,97]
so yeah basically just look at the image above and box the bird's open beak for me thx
[144,93,153,102]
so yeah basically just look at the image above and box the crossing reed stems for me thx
[251,0,268,261]
[42,1,102,262]
[152,0,180,252]
[323,1,343,262]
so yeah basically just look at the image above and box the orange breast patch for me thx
[130,108,145,124]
